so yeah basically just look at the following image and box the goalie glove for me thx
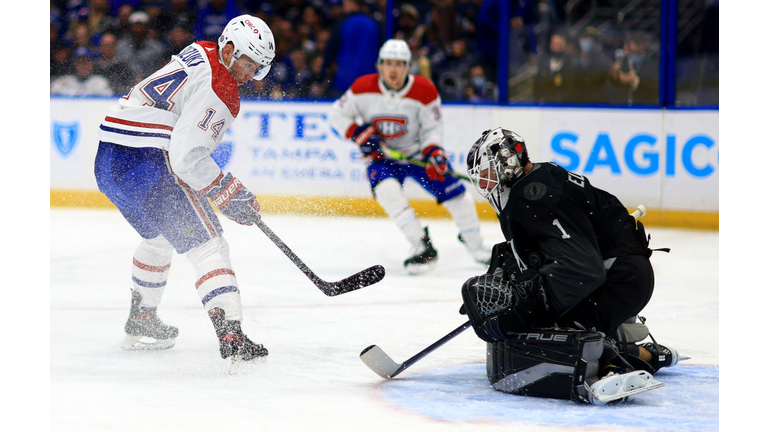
[460,273,551,342]
[421,145,449,181]
[351,124,385,160]
[202,172,260,226]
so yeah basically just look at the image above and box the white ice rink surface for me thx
[49,208,721,431]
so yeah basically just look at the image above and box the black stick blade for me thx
[317,265,386,296]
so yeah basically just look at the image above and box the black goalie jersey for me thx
[497,162,630,315]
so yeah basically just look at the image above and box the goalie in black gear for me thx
[460,127,685,404]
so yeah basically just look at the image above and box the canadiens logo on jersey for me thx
[53,121,80,157]
[372,116,408,140]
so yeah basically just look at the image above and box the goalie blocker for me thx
[487,327,663,405]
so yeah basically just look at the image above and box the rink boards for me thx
[50,98,718,229]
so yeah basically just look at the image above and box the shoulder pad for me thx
[404,75,439,105]
[349,74,381,95]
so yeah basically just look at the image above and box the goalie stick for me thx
[254,216,385,296]
[360,321,472,379]
[360,205,648,378]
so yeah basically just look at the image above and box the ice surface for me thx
[49,208,719,431]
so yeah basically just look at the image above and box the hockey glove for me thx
[351,124,385,160]
[422,145,449,181]
[202,172,260,226]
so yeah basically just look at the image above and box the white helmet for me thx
[378,39,411,68]
[218,15,275,80]
[466,128,529,214]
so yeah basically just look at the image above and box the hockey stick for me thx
[379,146,471,181]
[632,204,647,219]
[253,216,385,296]
[360,321,472,379]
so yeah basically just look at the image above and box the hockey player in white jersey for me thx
[330,39,491,274]
[94,15,275,365]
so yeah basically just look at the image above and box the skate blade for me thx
[121,335,175,351]
[404,260,438,276]
[226,353,268,375]
[588,371,664,405]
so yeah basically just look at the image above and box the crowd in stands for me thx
[50,0,717,106]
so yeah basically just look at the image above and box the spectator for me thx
[115,11,166,83]
[267,18,299,99]
[394,3,429,78]
[464,64,497,102]
[163,22,195,58]
[607,32,659,105]
[321,0,383,99]
[51,39,74,79]
[434,39,476,100]
[477,0,537,80]
[153,0,197,35]
[296,5,325,57]
[84,0,117,37]
[290,49,314,98]
[194,0,240,42]
[532,32,578,103]
[571,27,612,104]
[308,54,330,98]
[423,0,463,55]
[111,3,135,38]
[51,47,114,96]
[94,32,133,95]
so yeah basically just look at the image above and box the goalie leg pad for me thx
[487,328,604,403]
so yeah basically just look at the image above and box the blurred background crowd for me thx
[50,0,719,106]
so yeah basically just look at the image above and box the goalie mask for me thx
[218,15,275,80]
[466,128,529,214]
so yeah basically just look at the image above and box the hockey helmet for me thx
[218,15,275,80]
[378,39,411,68]
[466,127,529,213]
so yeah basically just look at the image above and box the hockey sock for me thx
[186,236,243,321]
[132,236,174,308]
[443,192,483,247]
[373,178,424,245]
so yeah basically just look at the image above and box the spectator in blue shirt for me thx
[321,0,383,98]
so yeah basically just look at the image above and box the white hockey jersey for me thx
[97,41,239,192]
[329,73,443,158]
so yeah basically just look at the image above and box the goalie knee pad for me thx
[487,328,604,404]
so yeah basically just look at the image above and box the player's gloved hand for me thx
[422,145,449,181]
[351,124,385,160]
[202,172,260,226]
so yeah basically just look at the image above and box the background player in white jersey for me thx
[94,15,275,364]
[330,39,491,274]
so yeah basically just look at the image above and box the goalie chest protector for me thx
[487,328,604,403]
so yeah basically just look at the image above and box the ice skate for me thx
[640,342,688,373]
[458,233,492,266]
[586,370,664,405]
[122,290,178,350]
[404,227,438,275]
[209,308,267,372]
